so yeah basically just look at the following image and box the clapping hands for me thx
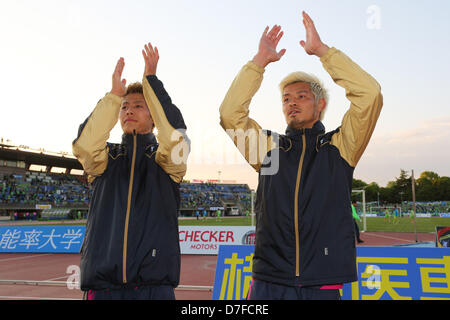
[252,25,286,68]
[252,11,329,69]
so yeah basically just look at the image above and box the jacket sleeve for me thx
[219,61,276,172]
[142,75,190,183]
[72,92,122,183]
[323,47,383,168]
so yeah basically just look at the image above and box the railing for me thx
[0,203,89,210]
[0,279,213,291]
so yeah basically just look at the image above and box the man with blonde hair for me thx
[220,12,382,300]
[279,71,329,122]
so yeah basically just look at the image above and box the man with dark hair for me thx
[73,43,190,300]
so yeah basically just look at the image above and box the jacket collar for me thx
[121,131,157,148]
[285,120,325,138]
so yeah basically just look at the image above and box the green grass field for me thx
[180,216,450,234]
[180,216,450,233]
[357,217,450,233]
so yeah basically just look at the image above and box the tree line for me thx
[352,170,450,204]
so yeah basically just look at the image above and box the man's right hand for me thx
[252,25,286,69]
[110,57,127,97]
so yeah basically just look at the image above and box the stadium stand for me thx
[179,182,252,216]
[0,171,89,206]
[0,171,252,219]
[7,142,446,220]
[0,142,89,220]
[0,143,253,219]
[0,171,90,219]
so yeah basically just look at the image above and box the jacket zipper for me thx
[123,130,137,284]
[294,130,306,277]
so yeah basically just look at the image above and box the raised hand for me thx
[111,57,127,97]
[299,11,329,58]
[142,42,159,76]
[252,25,286,68]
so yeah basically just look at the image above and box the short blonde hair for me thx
[279,72,329,120]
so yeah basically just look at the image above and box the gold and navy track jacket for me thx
[220,47,383,287]
[72,75,190,291]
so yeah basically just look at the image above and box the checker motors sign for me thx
[0,226,84,253]
[179,226,255,255]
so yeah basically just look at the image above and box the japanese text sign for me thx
[0,226,84,253]
[213,245,450,300]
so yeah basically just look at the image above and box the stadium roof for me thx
[0,143,82,171]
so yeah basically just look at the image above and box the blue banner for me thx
[212,245,450,300]
[212,245,254,300]
[0,226,85,253]
[343,246,450,300]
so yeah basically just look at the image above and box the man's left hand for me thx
[142,42,159,76]
[299,11,330,58]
